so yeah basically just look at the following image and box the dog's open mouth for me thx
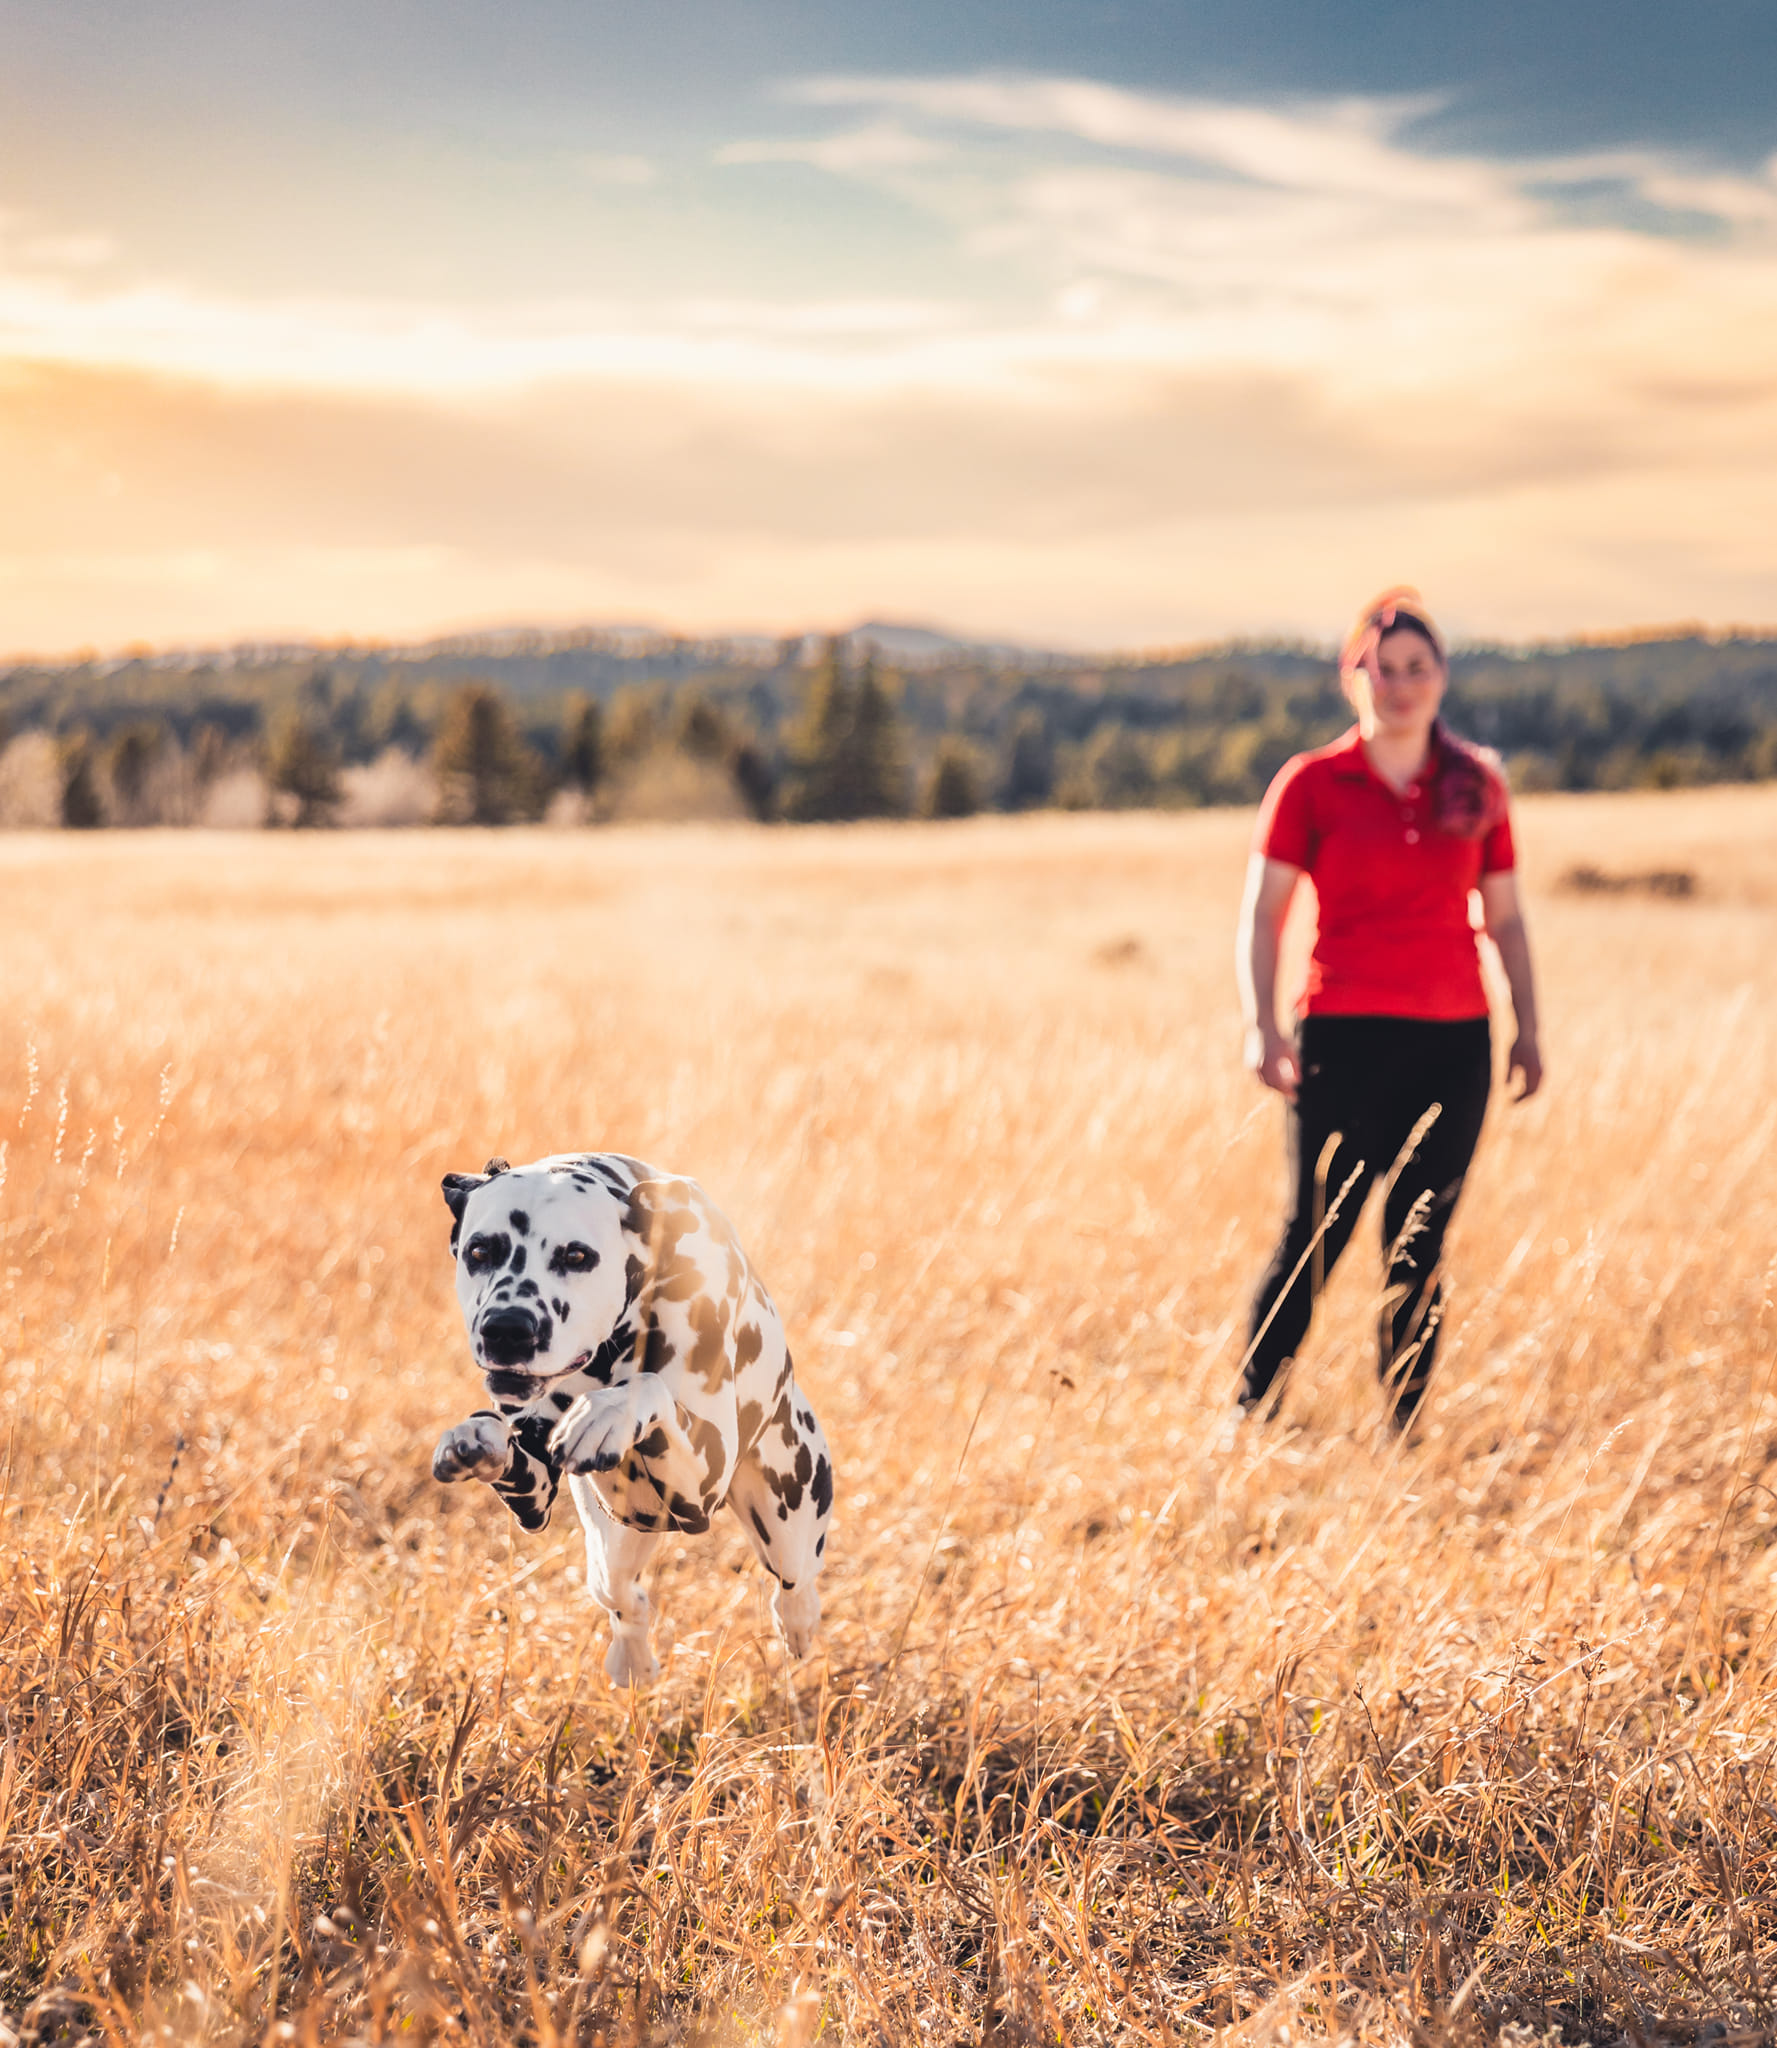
[481,1350,594,1399]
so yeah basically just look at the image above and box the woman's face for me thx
[1350,626,1446,738]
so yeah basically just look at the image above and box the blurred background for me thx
[3,0,1776,657]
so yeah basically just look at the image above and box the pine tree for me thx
[558,694,604,794]
[783,640,855,821]
[268,709,341,827]
[783,642,909,820]
[924,737,981,819]
[675,692,731,763]
[59,733,104,828]
[1000,709,1055,809]
[432,683,540,824]
[848,654,907,817]
[106,722,166,825]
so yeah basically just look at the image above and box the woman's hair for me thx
[1340,585,1446,677]
[1341,586,1506,842]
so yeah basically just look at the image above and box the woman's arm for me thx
[1236,852,1305,1099]
[1478,870,1543,1100]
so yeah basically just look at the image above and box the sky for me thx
[2,0,1776,656]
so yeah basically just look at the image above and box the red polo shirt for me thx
[1254,727,1514,1019]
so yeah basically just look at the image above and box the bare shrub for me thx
[1560,862,1697,898]
[544,785,593,828]
[0,730,62,826]
[336,748,438,828]
[604,746,747,822]
[197,766,271,828]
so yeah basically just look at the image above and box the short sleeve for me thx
[1254,756,1315,868]
[1480,791,1515,874]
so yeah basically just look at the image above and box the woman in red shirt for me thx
[1235,589,1542,1429]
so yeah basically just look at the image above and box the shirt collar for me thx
[1331,722,1441,789]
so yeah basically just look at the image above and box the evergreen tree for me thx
[675,692,730,762]
[924,737,981,819]
[432,683,540,824]
[783,641,908,820]
[268,709,341,826]
[1000,708,1055,809]
[730,740,776,821]
[782,640,853,821]
[849,654,907,817]
[558,694,605,794]
[59,733,104,828]
[106,722,166,825]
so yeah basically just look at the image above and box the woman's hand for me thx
[1236,854,1304,1102]
[1245,1024,1300,1102]
[1507,1031,1543,1101]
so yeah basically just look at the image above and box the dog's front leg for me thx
[432,1409,565,1534]
[568,1478,663,1687]
[549,1375,696,1477]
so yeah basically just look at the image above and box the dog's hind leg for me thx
[568,1476,662,1687]
[726,1396,834,1658]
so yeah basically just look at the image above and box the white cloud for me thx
[792,75,1513,214]
[716,121,947,174]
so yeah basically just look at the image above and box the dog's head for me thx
[443,1156,634,1398]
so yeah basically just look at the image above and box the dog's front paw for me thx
[551,1382,694,1477]
[433,1414,512,1483]
[550,1388,639,1475]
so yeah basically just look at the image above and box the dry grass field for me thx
[2,789,1775,2048]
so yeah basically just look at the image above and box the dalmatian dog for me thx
[430,1153,832,1687]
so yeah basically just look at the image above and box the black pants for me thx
[1243,1014,1492,1425]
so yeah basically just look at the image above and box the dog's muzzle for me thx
[479,1306,547,1368]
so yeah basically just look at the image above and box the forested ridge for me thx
[3,623,1774,825]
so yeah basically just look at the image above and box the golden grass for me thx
[1,789,1775,2047]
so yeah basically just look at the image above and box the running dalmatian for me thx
[431,1153,833,1686]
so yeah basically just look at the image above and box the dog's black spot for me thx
[552,1297,569,1321]
[579,1320,632,1386]
[750,1505,771,1545]
[640,1324,675,1375]
[516,1279,541,1299]
[548,1243,601,1277]
[815,1532,826,1557]
[736,1399,763,1453]
[509,1209,530,1234]
[464,1230,512,1274]
[551,1390,573,1412]
[511,1245,529,1275]
[634,1425,670,1460]
[811,1454,833,1519]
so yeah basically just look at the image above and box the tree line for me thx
[3,629,1776,827]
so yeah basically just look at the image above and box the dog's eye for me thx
[552,1242,598,1274]
[464,1237,494,1269]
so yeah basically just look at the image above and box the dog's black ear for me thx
[442,1172,485,1222]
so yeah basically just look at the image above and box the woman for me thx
[1234,589,1542,1429]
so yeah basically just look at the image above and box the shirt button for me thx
[1405,828,1421,844]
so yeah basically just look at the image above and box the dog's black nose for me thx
[480,1308,538,1366]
